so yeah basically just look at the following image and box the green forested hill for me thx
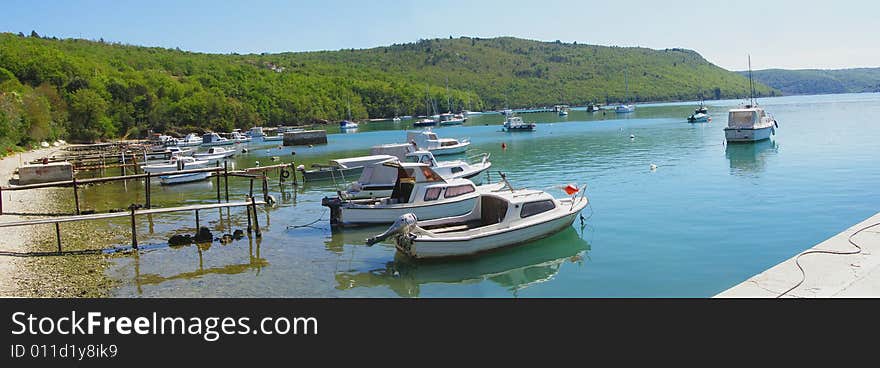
[740,68,880,95]
[1,32,772,149]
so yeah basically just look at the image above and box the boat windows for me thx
[480,196,508,225]
[440,141,457,147]
[420,167,443,182]
[444,184,475,198]
[728,111,757,128]
[520,200,556,218]
[424,187,442,201]
[451,167,463,174]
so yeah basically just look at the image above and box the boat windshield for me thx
[728,111,757,128]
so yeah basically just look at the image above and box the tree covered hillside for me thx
[1,32,773,151]
[741,68,880,95]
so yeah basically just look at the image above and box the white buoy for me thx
[630,134,635,139]
[650,164,657,171]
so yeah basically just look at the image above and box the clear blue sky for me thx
[4,0,877,70]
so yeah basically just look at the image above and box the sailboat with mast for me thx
[724,55,778,142]
[340,102,359,130]
[439,78,465,125]
[414,85,438,127]
[615,67,635,113]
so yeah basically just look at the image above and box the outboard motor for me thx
[365,213,418,246]
[321,197,344,226]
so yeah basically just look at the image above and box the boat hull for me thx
[334,196,479,226]
[724,126,773,142]
[160,172,212,185]
[430,143,469,156]
[401,209,581,259]
[302,166,365,182]
[142,162,208,174]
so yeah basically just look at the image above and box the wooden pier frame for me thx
[0,200,266,254]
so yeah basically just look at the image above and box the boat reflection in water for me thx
[725,139,779,176]
[334,227,590,297]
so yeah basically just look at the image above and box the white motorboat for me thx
[193,147,235,162]
[366,176,589,259]
[407,129,470,156]
[392,117,402,122]
[344,151,492,199]
[159,171,212,185]
[141,156,209,174]
[438,112,465,126]
[586,104,601,113]
[322,162,504,227]
[262,134,283,142]
[558,109,569,116]
[231,131,251,143]
[724,56,778,143]
[174,133,203,147]
[298,154,397,183]
[502,116,536,132]
[687,100,710,123]
[413,118,437,127]
[201,132,234,146]
[247,126,266,139]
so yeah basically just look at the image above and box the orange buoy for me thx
[501,142,507,150]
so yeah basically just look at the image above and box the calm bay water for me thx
[91,93,880,297]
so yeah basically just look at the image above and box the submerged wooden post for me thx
[145,172,152,209]
[249,178,254,198]
[55,222,62,254]
[195,209,200,229]
[120,152,126,176]
[291,163,298,186]
[223,161,229,203]
[72,178,80,215]
[250,196,261,238]
[130,205,138,250]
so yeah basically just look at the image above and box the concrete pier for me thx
[283,130,327,146]
[716,212,880,298]
[17,161,74,184]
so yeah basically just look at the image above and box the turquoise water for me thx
[98,93,880,297]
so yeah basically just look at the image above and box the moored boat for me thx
[298,155,397,183]
[407,129,470,156]
[724,56,778,143]
[322,162,504,227]
[365,175,589,259]
[193,147,235,162]
[502,116,536,132]
[159,171,212,185]
[141,156,209,174]
[201,132,234,147]
[344,151,492,199]
[174,133,203,147]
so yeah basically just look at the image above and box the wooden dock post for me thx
[130,205,138,250]
[215,167,221,204]
[224,161,229,203]
[250,196,261,238]
[262,175,269,203]
[195,209,200,229]
[246,196,253,233]
[249,178,254,198]
[290,163,298,186]
[120,152,126,176]
[145,172,152,209]
[72,177,80,215]
[55,222,62,254]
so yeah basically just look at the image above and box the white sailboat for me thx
[615,68,635,113]
[406,129,470,156]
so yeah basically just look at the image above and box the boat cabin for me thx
[727,107,773,129]
[378,162,476,206]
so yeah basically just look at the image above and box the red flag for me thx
[563,184,579,195]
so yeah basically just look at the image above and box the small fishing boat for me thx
[407,129,470,156]
[413,118,437,127]
[193,147,235,162]
[262,133,283,142]
[502,116,536,132]
[586,104,601,113]
[392,117,402,122]
[298,155,397,183]
[687,100,710,123]
[159,171,212,185]
[344,151,492,199]
[340,120,359,129]
[161,146,193,157]
[365,175,589,259]
[724,56,778,142]
[174,133,203,147]
[230,131,251,143]
[141,156,209,174]
[322,162,504,227]
[201,132,234,147]
[438,113,465,126]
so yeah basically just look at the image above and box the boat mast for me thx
[624,67,630,105]
[446,77,451,113]
[748,54,755,107]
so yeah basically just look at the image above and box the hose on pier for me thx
[777,221,880,298]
